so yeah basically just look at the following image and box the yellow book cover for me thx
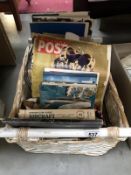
[31,35,111,109]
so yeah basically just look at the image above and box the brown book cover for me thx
[18,109,95,120]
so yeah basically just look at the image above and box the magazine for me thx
[31,35,111,109]
[40,82,97,109]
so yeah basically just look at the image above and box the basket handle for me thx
[0,127,131,139]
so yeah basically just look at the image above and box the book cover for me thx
[40,82,97,109]
[30,22,88,37]
[18,109,95,120]
[44,68,99,85]
[31,35,111,109]
[2,118,103,129]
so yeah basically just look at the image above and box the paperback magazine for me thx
[40,82,97,109]
[31,35,111,109]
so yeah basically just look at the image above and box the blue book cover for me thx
[30,22,86,37]
[43,68,99,85]
[40,82,97,109]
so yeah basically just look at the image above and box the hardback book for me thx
[30,12,91,38]
[32,12,90,22]
[31,35,111,109]
[30,22,89,37]
[2,118,103,129]
[18,109,95,120]
[40,82,97,109]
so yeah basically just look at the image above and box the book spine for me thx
[18,109,95,120]
[2,119,102,129]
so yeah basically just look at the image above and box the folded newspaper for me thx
[31,35,111,109]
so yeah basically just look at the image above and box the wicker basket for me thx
[6,44,129,156]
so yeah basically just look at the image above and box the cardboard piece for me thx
[111,44,131,125]
[0,20,16,66]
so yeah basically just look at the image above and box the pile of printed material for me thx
[3,12,111,132]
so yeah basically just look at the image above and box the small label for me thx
[88,132,98,138]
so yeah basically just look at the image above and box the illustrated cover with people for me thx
[31,35,111,109]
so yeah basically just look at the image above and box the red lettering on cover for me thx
[54,43,61,54]
[37,40,45,52]
[37,39,68,55]
[45,42,54,54]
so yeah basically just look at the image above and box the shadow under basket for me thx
[6,45,129,156]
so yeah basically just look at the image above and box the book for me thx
[31,17,89,23]
[31,35,111,109]
[18,109,95,120]
[30,22,89,37]
[40,82,97,109]
[31,12,91,37]
[32,12,90,22]
[44,68,99,85]
[2,118,103,129]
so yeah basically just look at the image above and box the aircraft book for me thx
[18,109,96,120]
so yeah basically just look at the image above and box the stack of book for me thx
[2,14,111,131]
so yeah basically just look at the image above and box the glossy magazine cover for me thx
[40,82,97,109]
